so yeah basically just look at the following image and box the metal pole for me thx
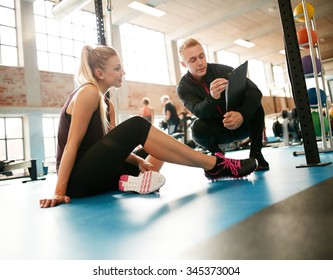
[95,0,106,45]
[277,0,330,167]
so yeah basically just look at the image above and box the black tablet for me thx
[225,61,248,111]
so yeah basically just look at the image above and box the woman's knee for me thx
[125,116,150,128]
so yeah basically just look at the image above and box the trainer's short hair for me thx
[178,37,202,61]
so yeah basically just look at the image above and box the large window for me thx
[272,65,285,88]
[248,59,269,96]
[120,23,169,85]
[0,117,24,161]
[271,65,291,97]
[42,117,59,161]
[0,0,18,66]
[217,50,240,68]
[34,0,96,73]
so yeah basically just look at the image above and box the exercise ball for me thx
[307,87,326,107]
[297,28,317,48]
[302,55,321,75]
[294,2,314,22]
[311,111,329,137]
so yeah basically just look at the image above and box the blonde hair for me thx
[178,37,202,61]
[160,95,170,103]
[76,45,119,134]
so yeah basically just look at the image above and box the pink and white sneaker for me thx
[119,171,166,194]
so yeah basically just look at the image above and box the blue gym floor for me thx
[1,144,333,260]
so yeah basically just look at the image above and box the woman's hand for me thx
[40,194,70,208]
[138,159,156,173]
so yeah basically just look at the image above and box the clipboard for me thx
[225,61,248,111]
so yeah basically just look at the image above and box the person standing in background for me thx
[139,97,154,123]
[160,95,180,135]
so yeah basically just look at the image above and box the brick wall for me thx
[0,66,26,106]
[126,81,184,114]
[0,65,295,115]
[40,71,74,107]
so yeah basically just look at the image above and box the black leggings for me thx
[191,106,265,153]
[66,116,151,198]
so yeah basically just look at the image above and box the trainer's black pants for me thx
[66,116,151,198]
[191,106,265,153]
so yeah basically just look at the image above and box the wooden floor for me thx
[1,144,333,260]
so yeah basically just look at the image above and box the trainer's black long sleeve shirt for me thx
[176,63,263,122]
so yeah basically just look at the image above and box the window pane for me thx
[62,55,75,73]
[1,118,24,162]
[74,57,80,72]
[61,38,73,56]
[60,21,72,39]
[83,12,95,27]
[0,26,16,46]
[0,2,16,66]
[44,138,56,158]
[48,53,62,72]
[44,1,54,18]
[34,0,96,73]
[71,11,83,25]
[42,118,55,137]
[84,29,96,45]
[1,45,17,66]
[43,117,59,160]
[37,51,48,70]
[46,18,60,36]
[73,41,84,56]
[72,25,84,41]
[273,65,285,88]
[0,140,5,160]
[0,118,4,138]
[47,35,61,53]
[0,7,16,27]
[54,118,59,133]
[120,23,170,85]
[0,0,14,8]
[33,0,45,16]
[34,15,46,33]
[36,33,48,51]
[5,118,22,138]
[217,50,240,68]
[248,59,269,96]
[7,139,24,160]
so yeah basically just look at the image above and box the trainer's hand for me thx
[210,78,228,99]
[40,195,70,208]
[223,111,243,130]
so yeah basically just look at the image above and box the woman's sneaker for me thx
[205,152,257,181]
[119,171,166,194]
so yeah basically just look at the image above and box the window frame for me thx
[0,117,25,161]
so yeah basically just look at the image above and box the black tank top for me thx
[56,85,104,171]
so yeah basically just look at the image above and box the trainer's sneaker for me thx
[250,151,269,171]
[119,171,166,194]
[204,152,257,180]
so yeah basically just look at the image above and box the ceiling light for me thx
[128,1,166,17]
[233,39,255,48]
